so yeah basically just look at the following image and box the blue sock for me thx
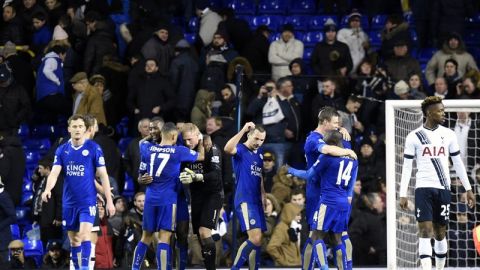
[132,241,148,270]
[302,237,314,270]
[157,242,172,270]
[80,241,91,270]
[71,245,82,270]
[231,239,255,270]
[333,244,347,270]
[176,243,187,270]
[341,233,352,270]
[313,239,328,270]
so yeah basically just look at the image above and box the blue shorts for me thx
[177,194,189,222]
[143,203,177,232]
[313,203,349,233]
[63,205,96,232]
[415,188,451,225]
[235,202,266,232]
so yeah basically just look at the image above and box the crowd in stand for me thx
[0,0,480,268]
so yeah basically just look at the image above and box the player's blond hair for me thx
[421,96,443,115]
[181,123,200,136]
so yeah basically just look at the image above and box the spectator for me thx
[384,40,421,82]
[380,14,411,60]
[338,95,364,136]
[31,158,62,248]
[42,240,68,269]
[127,59,175,123]
[3,41,35,103]
[18,0,46,42]
[0,5,25,44]
[89,74,116,128]
[310,78,345,121]
[443,59,463,95]
[96,203,115,269]
[241,25,271,75]
[393,80,419,100]
[44,0,66,27]
[311,19,353,78]
[217,7,252,53]
[191,89,215,133]
[263,151,277,193]
[141,23,174,76]
[289,58,315,103]
[357,138,386,188]
[268,24,304,81]
[218,83,237,118]
[128,192,145,226]
[433,77,455,99]
[262,193,280,266]
[196,1,222,47]
[266,202,302,266]
[0,136,26,206]
[407,73,427,99]
[0,177,16,264]
[337,10,369,73]
[289,188,306,209]
[271,165,303,206]
[70,72,107,126]
[169,39,199,123]
[0,62,31,137]
[122,118,150,192]
[7,240,37,269]
[349,192,387,266]
[109,196,127,236]
[431,0,475,46]
[458,71,480,99]
[277,76,302,143]
[425,33,477,86]
[30,12,52,55]
[84,11,116,75]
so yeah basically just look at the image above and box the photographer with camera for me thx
[7,240,37,269]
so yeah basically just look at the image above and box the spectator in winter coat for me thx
[0,136,26,206]
[42,240,69,269]
[0,177,16,264]
[96,203,115,268]
[217,7,252,53]
[242,25,272,75]
[425,33,478,86]
[218,83,236,118]
[337,10,369,73]
[196,2,222,47]
[122,118,150,192]
[3,41,35,102]
[169,39,199,123]
[71,72,107,126]
[31,12,52,55]
[431,0,476,46]
[262,193,280,265]
[380,14,412,61]
[83,11,116,75]
[268,24,304,81]
[443,59,463,95]
[407,73,427,98]
[191,89,215,133]
[384,40,421,82]
[0,5,25,45]
[141,23,174,76]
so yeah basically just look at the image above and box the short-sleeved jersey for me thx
[403,125,460,190]
[54,139,105,207]
[233,144,263,206]
[139,141,198,205]
[313,155,358,211]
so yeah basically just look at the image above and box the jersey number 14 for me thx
[336,160,353,187]
[149,153,171,177]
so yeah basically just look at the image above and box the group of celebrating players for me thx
[39,95,475,270]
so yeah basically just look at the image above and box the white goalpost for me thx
[386,99,480,270]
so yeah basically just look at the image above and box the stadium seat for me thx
[15,207,31,225]
[10,224,21,240]
[303,46,314,60]
[293,31,305,42]
[18,124,29,138]
[371,14,387,30]
[23,138,51,155]
[116,122,129,138]
[251,15,284,32]
[268,32,281,43]
[25,151,40,166]
[369,30,382,47]
[21,192,33,206]
[227,0,256,15]
[309,15,337,30]
[258,0,288,15]
[303,31,323,46]
[418,48,437,64]
[30,125,55,139]
[410,29,419,47]
[465,31,480,47]
[118,137,133,153]
[340,15,370,29]
[23,238,43,268]
[123,173,135,199]
[184,33,197,44]
[290,0,316,14]
[187,17,199,33]
[403,12,415,26]
[283,15,310,31]
[22,179,33,193]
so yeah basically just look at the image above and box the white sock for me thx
[419,238,432,270]
[434,238,447,270]
[89,243,96,270]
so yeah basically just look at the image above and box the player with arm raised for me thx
[224,122,266,270]
[288,107,357,270]
[131,122,204,270]
[399,96,475,270]
[41,114,115,270]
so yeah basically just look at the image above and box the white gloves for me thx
[179,168,203,184]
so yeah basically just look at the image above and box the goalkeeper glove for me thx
[183,168,204,183]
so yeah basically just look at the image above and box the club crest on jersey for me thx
[99,157,105,165]
[422,146,445,156]
[82,150,89,156]
[250,219,256,225]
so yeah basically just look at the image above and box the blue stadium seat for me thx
[290,0,316,14]
[309,15,337,30]
[21,192,33,206]
[25,151,40,165]
[303,31,323,46]
[410,29,418,47]
[466,13,480,28]
[227,0,256,15]
[118,137,133,154]
[23,238,44,267]
[22,179,33,193]
[340,15,369,29]
[465,31,480,47]
[123,173,135,199]
[268,32,281,43]
[18,124,29,138]
[16,207,31,225]
[404,12,415,26]
[371,14,387,30]
[251,15,284,32]
[10,224,21,240]
[418,48,437,64]
[187,17,199,33]
[283,15,310,31]
[207,0,223,8]
[30,125,55,138]
[294,31,305,42]
[115,122,129,138]
[303,46,314,60]
[369,31,382,47]
[184,33,197,44]
[23,138,51,154]
[258,0,287,15]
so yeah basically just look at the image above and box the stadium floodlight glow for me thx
[386,99,480,269]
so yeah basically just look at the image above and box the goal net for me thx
[386,100,480,269]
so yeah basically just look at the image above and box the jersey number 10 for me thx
[336,160,353,187]
[149,153,171,177]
